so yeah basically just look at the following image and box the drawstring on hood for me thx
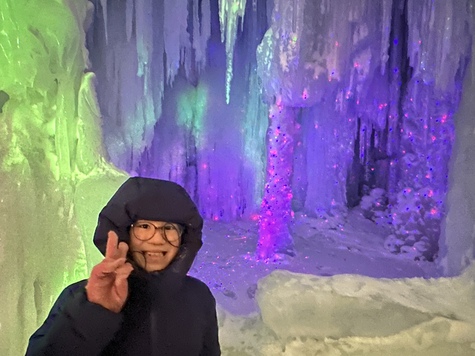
[93,177,203,276]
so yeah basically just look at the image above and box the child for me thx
[26,177,220,355]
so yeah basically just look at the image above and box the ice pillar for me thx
[258,104,297,259]
[439,6,475,275]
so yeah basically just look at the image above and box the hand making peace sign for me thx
[85,231,134,313]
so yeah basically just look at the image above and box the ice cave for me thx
[1,0,475,355]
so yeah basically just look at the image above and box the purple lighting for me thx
[3,1,475,354]
[84,0,473,262]
[257,104,297,259]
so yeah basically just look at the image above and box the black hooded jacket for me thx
[26,177,221,355]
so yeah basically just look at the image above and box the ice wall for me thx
[0,0,128,354]
[439,16,475,276]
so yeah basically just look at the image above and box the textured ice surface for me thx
[439,18,475,276]
[219,264,475,355]
[1,1,474,355]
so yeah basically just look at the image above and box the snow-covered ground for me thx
[190,209,475,355]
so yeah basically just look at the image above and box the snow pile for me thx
[218,264,475,355]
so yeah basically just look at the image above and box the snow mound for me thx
[218,264,475,355]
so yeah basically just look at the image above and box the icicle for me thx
[380,0,392,75]
[192,2,201,67]
[135,0,153,78]
[133,0,156,170]
[406,0,471,94]
[164,1,188,85]
[125,0,133,42]
[193,0,211,72]
[100,0,108,45]
[218,0,247,103]
[276,0,304,73]
[182,40,192,83]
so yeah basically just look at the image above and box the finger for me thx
[115,262,134,277]
[92,258,127,277]
[114,264,133,289]
[115,273,129,298]
[117,241,129,259]
[105,231,119,259]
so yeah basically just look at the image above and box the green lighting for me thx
[176,83,208,148]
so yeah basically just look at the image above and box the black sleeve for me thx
[200,292,221,356]
[25,281,123,356]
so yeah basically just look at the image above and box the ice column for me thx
[257,104,298,258]
[439,0,475,275]
[242,70,268,213]
[256,0,307,258]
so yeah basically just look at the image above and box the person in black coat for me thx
[26,177,221,355]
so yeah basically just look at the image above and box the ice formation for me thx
[0,0,474,355]
[219,0,247,103]
[86,0,475,261]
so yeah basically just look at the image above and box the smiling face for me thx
[129,220,182,272]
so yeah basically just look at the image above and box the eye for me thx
[137,223,152,230]
[163,224,176,231]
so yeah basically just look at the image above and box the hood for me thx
[93,177,203,276]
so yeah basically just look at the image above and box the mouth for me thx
[145,251,166,257]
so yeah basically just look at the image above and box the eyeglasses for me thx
[131,222,181,243]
